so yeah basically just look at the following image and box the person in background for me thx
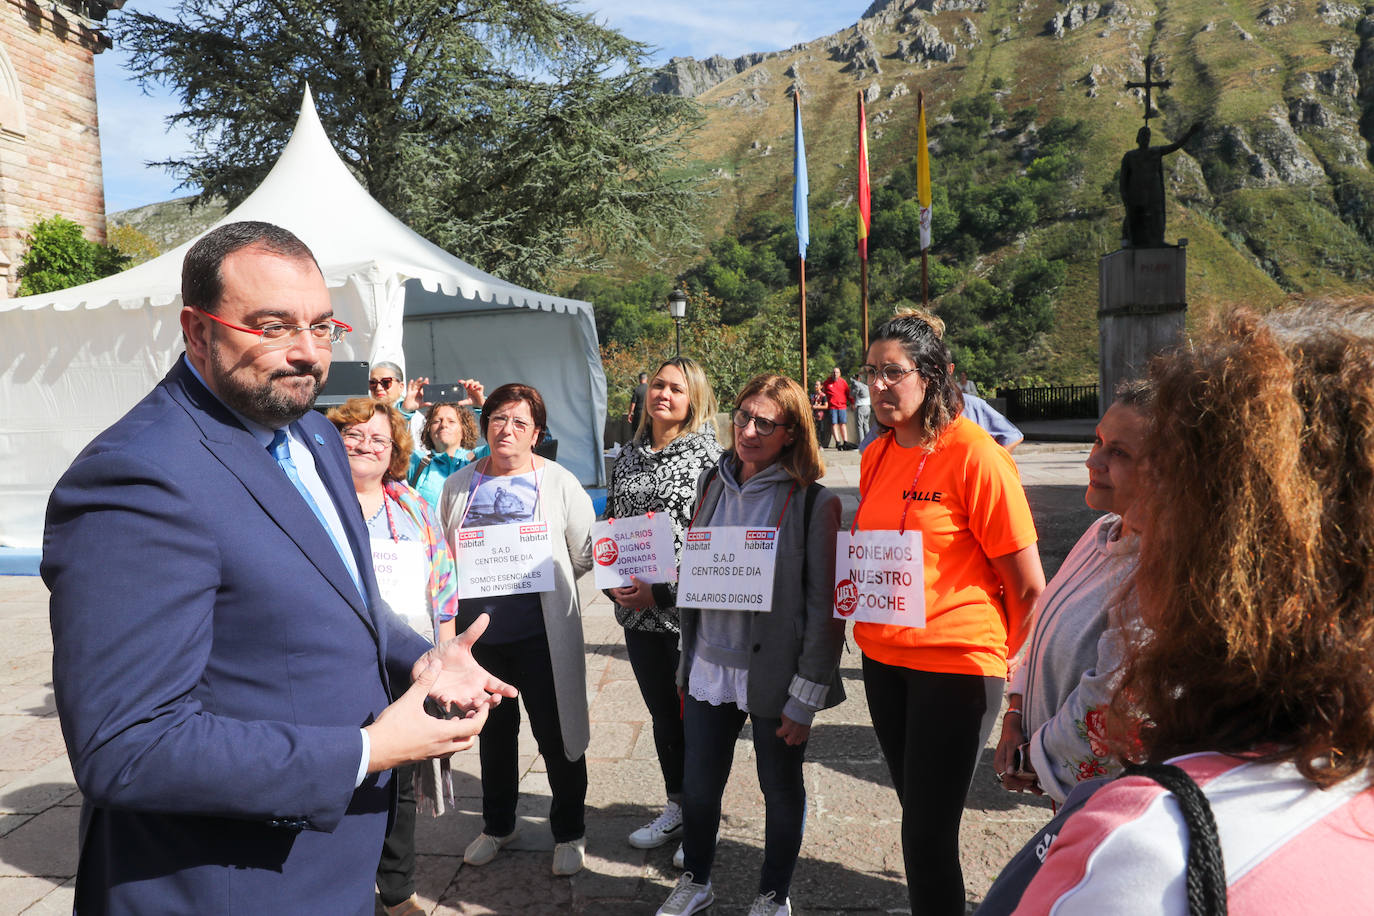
[657,374,844,916]
[606,357,723,862]
[370,361,407,407]
[627,371,650,432]
[850,369,871,444]
[327,397,460,916]
[1009,303,1374,914]
[854,311,1044,916]
[810,380,830,449]
[403,377,487,453]
[409,401,489,506]
[439,383,595,877]
[371,361,428,444]
[820,366,851,450]
[961,392,1023,451]
[958,370,978,397]
[994,380,1150,805]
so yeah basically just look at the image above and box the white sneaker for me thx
[747,891,791,915]
[462,829,517,866]
[671,830,718,869]
[656,872,714,916]
[629,800,684,849]
[551,837,586,876]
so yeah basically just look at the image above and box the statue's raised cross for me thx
[1125,55,1171,126]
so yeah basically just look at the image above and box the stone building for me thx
[0,0,116,296]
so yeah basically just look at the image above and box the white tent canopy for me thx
[0,88,606,548]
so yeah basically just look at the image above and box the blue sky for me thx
[95,1,860,213]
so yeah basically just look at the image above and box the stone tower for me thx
[0,0,116,296]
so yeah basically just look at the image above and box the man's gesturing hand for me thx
[412,613,518,714]
[365,659,491,773]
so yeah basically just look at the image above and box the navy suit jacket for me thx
[43,358,431,914]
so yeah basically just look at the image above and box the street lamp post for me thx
[667,288,688,356]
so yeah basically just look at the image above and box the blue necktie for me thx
[269,429,365,601]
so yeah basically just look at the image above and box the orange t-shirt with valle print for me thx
[852,417,1038,678]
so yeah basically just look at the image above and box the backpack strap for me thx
[1122,762,1228,916]
[800,482,821,589]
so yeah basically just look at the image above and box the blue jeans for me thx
[680,696,807,898]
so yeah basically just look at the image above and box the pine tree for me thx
[115,0,703,286]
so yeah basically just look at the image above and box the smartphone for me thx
[421,382,465,403]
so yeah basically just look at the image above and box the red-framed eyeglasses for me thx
[193,307,351,349]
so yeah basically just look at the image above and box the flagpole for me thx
[857,91,870,352]
[800,257,809,388]
[921,250,929,306]
[794,90,810,389]
[917,90,932,307]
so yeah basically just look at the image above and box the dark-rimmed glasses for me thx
[731,408,791,437]
[368,377,399,391]
[193,307,351,350]
[858,363,921,387]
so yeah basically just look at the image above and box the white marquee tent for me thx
[0,89,606,549]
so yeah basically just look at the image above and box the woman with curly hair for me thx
[1013,303,1374,914]
[606,357,722,860]
[408,401,488,506]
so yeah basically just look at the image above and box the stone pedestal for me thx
[1098,246,1187,414]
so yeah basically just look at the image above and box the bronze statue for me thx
[1119,123,1200,248]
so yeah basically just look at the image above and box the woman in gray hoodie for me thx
[656,374,845,916]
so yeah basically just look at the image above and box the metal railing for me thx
[995,385,1098,422]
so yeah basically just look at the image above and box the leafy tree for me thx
[17,217,129,295]
[107,224,161,267]
[564,271,674,348]
[115,0,703,287]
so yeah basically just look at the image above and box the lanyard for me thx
[456,454,544,532]
[851,434,929,536]
[381,491,401,543]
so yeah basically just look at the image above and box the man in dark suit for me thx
[43,221,515,914]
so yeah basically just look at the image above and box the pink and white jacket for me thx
[1013,753,1374,914]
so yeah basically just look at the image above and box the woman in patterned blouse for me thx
[606,357,722,858]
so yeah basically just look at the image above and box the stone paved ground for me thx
[0,442,1096,915]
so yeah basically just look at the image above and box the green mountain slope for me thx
[657,0,1374,383]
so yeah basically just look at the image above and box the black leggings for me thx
[623,628,685,797]
[862,656,1003,916]
[375,763,418,906]
[472,635,587,842]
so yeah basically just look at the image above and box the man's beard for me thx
[208,339,325,427]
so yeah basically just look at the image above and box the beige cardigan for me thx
[437,456,595,759]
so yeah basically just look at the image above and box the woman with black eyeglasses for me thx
[656,374,844,916]
[853,311,1044,916]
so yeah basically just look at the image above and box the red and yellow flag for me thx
[857,94,871,261]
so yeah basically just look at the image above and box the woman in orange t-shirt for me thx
[853,312,1044,916]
